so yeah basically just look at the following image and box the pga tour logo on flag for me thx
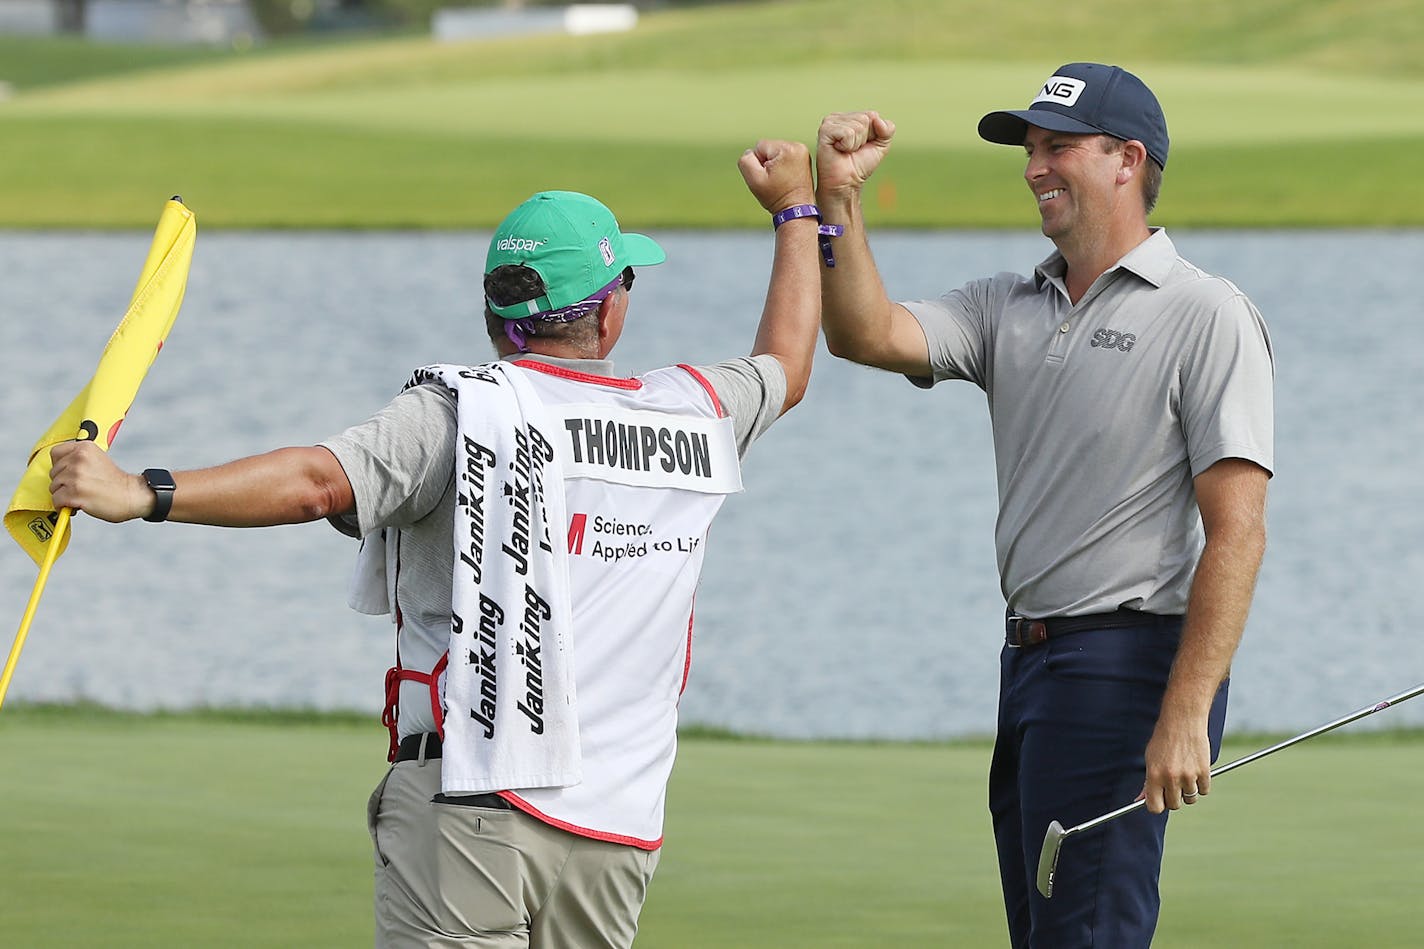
[598,237,615,267]
[1032,75,1086,107]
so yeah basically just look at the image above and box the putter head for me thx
[1036,820,1067,898]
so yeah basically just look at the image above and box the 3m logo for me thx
[567,513,587,554]
[1090,328,1137,352]
[1032,76,1086,107]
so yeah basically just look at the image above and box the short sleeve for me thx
[689,354,787,457]
[319,384,458,536]
[1179,291,1275,477]
[900,276,996,390]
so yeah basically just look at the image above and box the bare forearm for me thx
[751,216,821,414]
[50,440,354,527]
[1140,458,1267,811]
[815,189,895,361]
[737,138,820,414]
[164,447,355,527]
[1162,520,1266,720]
[814,188,931,375]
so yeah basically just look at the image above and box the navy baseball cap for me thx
[977,63,1169,169]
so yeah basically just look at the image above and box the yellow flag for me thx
[4,197,197,565]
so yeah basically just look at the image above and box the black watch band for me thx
[142,468,176,523]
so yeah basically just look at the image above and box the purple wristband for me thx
[771,204,820,228]
[770,204,843,266]
[817,223,845,268]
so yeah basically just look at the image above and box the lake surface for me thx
[2,228,1422,739]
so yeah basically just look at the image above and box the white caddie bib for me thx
[553,403,742,494]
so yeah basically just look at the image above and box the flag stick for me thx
[0,508,72,709]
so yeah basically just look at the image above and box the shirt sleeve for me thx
[318,384,458,537]
[1179,289,1275,477]
[689,354,787,457]
[900,276,997,390]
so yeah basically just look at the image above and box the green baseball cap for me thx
[485,191,666,320]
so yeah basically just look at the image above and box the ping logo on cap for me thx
[1032,76,1086,107]
[598,237,615,266]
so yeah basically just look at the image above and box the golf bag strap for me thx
[381,653,449,763]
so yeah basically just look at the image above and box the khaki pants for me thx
[367,759,659,948]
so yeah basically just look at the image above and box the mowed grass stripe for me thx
[0,113,1414,228]
[2,712,1420,947]
[16,60,1424,149]
[2,0,1419,230]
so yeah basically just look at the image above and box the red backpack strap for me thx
[378,534,451,761]
[428,652,449,739]
[381,662,403,762]
[381,655,449,762]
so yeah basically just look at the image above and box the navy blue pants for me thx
[989,617,1229,948]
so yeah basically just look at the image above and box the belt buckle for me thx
[1007,615,1047,648]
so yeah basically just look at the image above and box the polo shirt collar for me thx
[1033,227,1177,292]
[1117,227,1176,287]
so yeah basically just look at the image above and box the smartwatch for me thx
[141,468,176,523]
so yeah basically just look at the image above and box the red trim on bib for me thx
[680,603,695,696]
[677,364,725,417]
[501,792,664,851]
[515,360,643,390]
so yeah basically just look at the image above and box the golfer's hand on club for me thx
[815,111,895,199]
[738,139,815,214]
[49,440,151,523]
[1141,711,1212,812]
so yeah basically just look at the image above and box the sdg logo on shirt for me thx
[1090,328,1137,352]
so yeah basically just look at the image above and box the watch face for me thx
[141,468,176,522]
[144,469,177,491]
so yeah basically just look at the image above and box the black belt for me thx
[1005,608,1170,648]
[392,733,513,810]
[394,732,443,761]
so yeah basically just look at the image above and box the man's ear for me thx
[1117,140,1148,185]
[596,289,627,357]
[596,293,616,342]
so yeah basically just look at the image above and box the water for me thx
[2,228,1422,739]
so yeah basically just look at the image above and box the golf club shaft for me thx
[1068,679,1424,838]
[1207,680,1424,780]
[1038,680,1424,898]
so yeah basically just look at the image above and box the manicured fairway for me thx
[1,708,1419,947]
[0,0,1420,228]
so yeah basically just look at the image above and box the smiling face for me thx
[1022,125,1129,245]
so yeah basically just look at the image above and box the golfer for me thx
[48,139,821,947]
[813,64,1273,946]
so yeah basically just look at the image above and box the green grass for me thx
[0,35,243,91]
[2,707,1421,947]
[0,0,1421,228]
[0,30,410,91]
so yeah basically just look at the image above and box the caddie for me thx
[48,138,822,948]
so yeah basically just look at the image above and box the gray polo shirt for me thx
[902,228,1273,617]
[321,352,786,737]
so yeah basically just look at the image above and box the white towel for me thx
[348,529,396,616]
[350,362,580,793]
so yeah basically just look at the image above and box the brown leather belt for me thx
[1005,608,1164,647]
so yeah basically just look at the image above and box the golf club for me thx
[1035,679,1424,898]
